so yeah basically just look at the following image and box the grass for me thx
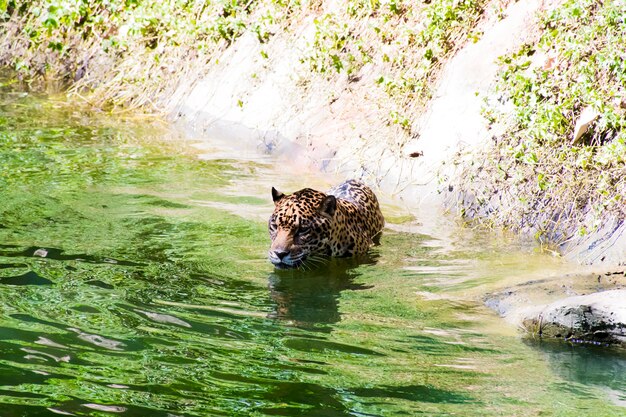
[453,0,626,245]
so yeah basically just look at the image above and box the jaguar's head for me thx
[268,187,336,269]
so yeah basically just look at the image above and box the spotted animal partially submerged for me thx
[268,179,385,269]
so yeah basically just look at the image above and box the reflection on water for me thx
[527,340,626,407]
[0,80,625,416]
[268,257,376,330]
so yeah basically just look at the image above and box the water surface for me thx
[0,80,625,416]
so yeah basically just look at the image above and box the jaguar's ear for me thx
[318,195,336,218]
[271,187,285,204]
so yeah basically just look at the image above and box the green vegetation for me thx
[300,0,487,132]
[455,0,626,244]
[0,0,300,109]
[1,0,487,128]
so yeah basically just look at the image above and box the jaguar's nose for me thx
[273,250,289,260]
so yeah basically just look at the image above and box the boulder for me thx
[520,290,626,346]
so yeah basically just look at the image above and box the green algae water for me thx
[1,82,625,416]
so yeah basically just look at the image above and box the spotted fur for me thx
[268,179,384,269]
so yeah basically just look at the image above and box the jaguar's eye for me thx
[298,226,311,236]
[268,218,277,234]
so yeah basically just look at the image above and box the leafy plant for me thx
[455,0,626,243]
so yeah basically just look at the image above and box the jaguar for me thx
[268,179,384,269]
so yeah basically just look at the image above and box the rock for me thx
[520,290,626,346]
[571,106,600,145]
